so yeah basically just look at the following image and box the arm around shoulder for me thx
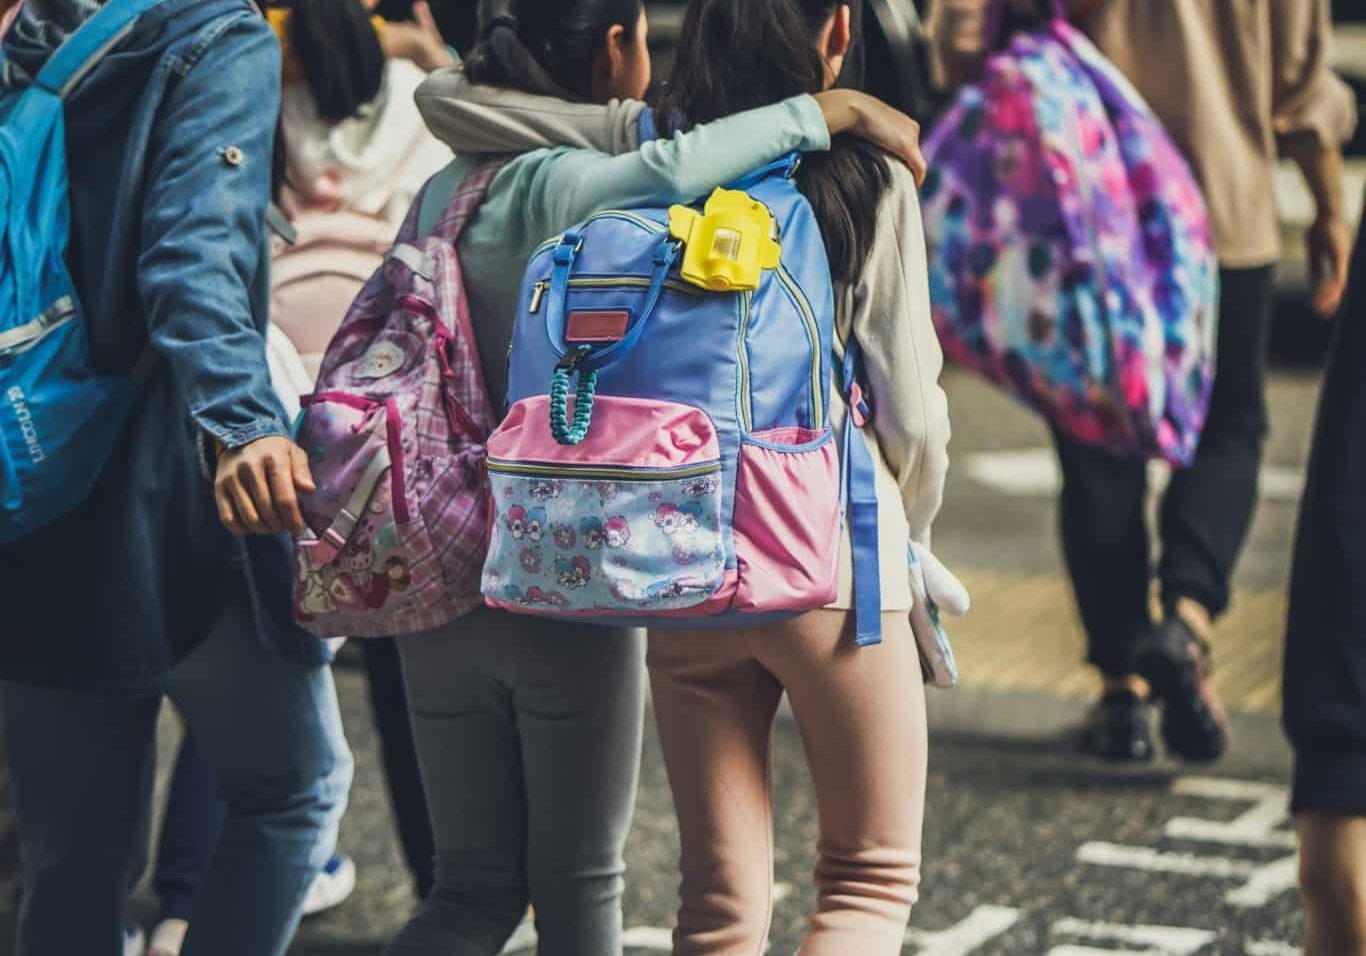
[416,67,646,155]
[517,94,832,242]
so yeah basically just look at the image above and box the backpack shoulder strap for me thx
[35,0,171,97]
[838,334,883,647]
[429,158,509,243]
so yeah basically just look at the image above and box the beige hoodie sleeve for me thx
[840,162,951,544]
[1269,0,1359,151]
[415,67,644,155]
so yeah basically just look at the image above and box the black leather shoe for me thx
[1080,688,1156,762]
[1133,617,1229,763]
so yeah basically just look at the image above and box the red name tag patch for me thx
[565,310,631,343]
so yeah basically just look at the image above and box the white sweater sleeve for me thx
[844,163,951,545]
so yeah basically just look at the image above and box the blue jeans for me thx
[2,591,353,956]
[155,734,225,922]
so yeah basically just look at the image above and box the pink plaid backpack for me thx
[291,162,503,638]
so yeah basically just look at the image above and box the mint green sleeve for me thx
[514,94,831,242]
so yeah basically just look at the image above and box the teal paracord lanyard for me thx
[549,346,596,445]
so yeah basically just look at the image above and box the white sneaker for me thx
[301,854,357,917]
[123,924,146,956]
[147,918,189,956]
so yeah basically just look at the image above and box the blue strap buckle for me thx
[655,238,682,265]
[553,232,584,266]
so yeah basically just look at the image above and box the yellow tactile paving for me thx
[950,568,1287,715]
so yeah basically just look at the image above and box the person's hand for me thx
[814,89,927,186]
[214,435,317,536]
[380,2,455,73]
[1308,212,1351,318]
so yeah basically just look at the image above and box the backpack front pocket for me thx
[481,396,726,614]
[292,391,424,634]
[732,426,840,611]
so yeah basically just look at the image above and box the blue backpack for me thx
[0,0,166,545]
[480,153,886,643]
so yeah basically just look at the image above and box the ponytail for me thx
[462,0,642,102]
[288,0,386,123]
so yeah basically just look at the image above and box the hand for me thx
[380,2,455,73]
[214,435,317,536]
[814,89,928,186]
[1307,213,1351,318]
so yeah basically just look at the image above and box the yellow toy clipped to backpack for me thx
[668,188,781,292]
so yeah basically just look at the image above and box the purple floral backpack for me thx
[922,0,1218,465]
[291,162,504,638]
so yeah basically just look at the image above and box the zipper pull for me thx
[529,281,548,313]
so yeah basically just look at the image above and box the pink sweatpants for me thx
[647,610,927,956]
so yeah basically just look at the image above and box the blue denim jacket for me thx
[0,0,328,694]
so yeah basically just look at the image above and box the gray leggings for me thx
[386,609,645,956]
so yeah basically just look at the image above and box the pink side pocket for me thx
[732,427,841,612]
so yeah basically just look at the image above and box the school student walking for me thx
[368,1,929,952]
[138,7,460,948]
[0,0,351,953]
[422,1,956,951]
[928,0,1357,763]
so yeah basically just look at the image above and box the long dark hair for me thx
[288,0,387,123]
[462,0,643,102]
[656,0,891,288]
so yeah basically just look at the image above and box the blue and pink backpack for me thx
[481,154,886,643]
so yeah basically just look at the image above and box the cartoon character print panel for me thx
[482,471,725,613]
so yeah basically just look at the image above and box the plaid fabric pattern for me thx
[294,161,505,638]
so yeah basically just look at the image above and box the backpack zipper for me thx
[530,210,667,260]
[528,275,702,313]
[486,458,721,481]
[736,291,753,432]
[0,297,77,355]
[774,265,824,428]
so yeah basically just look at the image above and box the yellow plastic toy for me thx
[668,188,781,292]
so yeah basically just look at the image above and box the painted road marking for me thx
[966,449,1304,502]
[621,927,674,950]
[1077,842,1297,909]
[501,919,537,953]
[905,905,1023,955]
[1077,777,1300,909]
[1077,842,1257,878]
[503,923,675,953]
[1050,918,1215,954]
[1225,854,1299,908]
[1166,778,1296,850]
[1245,940,1299,955]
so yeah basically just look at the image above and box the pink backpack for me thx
[921,1,1218,465]
[291,162,502,638]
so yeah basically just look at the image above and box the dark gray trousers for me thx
[386,609,645,956]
